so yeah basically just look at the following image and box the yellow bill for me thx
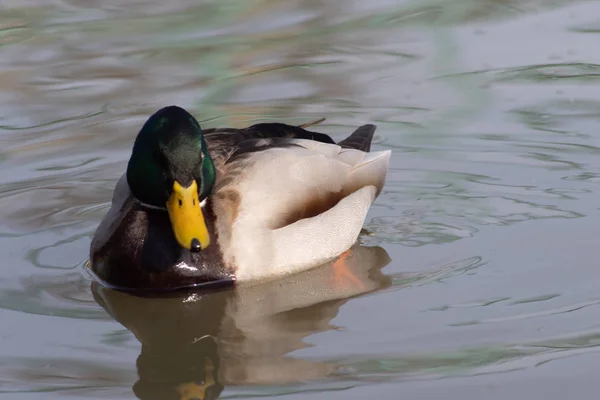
[166,179,210,251]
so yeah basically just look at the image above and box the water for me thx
[2,0,600,398]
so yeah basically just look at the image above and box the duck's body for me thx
[90,106,391,290]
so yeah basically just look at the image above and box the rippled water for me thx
[3,0,600,398]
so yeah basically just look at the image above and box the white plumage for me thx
[214,140,391,281]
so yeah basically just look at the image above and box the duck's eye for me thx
[178,199,183,207]
[193,199,196,206]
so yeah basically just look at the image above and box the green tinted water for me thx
[2,1,600,399]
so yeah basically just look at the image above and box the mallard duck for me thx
[89,106,391,290]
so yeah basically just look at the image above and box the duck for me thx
[89,105,391,290]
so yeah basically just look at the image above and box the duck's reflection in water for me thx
[92,245,392,400]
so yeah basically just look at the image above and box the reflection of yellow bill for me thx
[166,180,210,250]
[176,359,215,400]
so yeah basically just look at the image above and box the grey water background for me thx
[2,0,600,398]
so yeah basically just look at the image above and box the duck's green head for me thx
[126,106,216,252]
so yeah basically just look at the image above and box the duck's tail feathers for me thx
[337,124,376,152]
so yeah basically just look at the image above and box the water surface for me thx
[2,0,600,398]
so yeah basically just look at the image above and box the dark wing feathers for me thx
[204,123,335,146]
[228,137,304,159]
[204,121,376,164]
[247,123,335,144]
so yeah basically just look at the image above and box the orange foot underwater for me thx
[332,250,365,290]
